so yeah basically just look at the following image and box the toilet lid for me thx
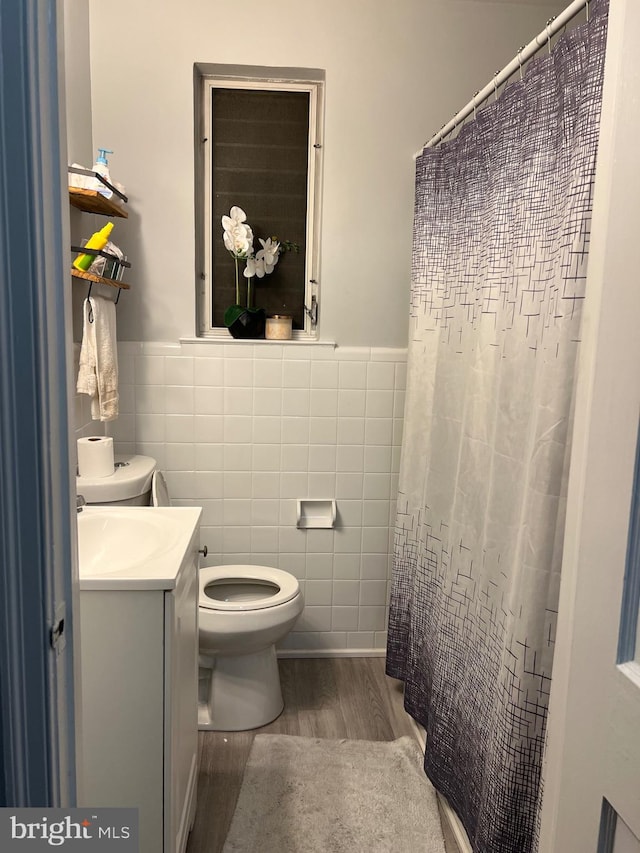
[199,565,300,612]
[151,470,171,507]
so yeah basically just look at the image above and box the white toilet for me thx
[77,453,304,732]
[77,454,160,507]
[198,565,304,731]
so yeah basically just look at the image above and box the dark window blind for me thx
[211,88,309,328]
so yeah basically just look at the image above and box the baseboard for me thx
[277,648,386,659]
[438,794,473,853]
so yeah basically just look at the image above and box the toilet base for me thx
[198,644,284,731]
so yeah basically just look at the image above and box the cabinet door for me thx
[79,590,165,852]
[164,547,199,853]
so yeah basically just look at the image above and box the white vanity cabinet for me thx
[78,508,201,853]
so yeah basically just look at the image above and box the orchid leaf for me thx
[224,304,245,327]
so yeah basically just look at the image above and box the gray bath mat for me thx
[222,734,446,853]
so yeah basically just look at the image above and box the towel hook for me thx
[85,282,95,323]
[85,283,122,318]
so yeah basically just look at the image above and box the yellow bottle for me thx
[73,222,114,272]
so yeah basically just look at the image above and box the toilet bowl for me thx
[198,565,304,731]
[79,454,304,732]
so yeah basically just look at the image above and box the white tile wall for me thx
[98,341,407,653]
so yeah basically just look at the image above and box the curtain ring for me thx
[546,16,556,54]
[493,72,500,102]
[517,47,525,81]
[586,0,589,21]
[472,91,479,120]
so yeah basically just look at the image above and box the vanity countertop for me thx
[77,505,202,591]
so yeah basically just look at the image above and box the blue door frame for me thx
[0,0,76,806]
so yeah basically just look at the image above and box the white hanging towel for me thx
[76,295,119,421]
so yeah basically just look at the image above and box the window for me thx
[196,66,324,338]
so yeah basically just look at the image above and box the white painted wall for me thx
[62,1,92,166]
[87,0,561,347]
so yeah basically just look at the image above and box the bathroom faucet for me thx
[77,494,86,513]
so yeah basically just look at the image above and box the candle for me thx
[265,315,293,340]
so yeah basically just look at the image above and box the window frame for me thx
[196,68,324,340]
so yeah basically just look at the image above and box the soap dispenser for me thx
[94,148,113,197]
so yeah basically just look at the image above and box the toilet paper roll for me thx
[77,436,115,478]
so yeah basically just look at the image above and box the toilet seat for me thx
[199,565,300,612]
[151,470,171,507]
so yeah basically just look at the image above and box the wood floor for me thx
[186,657,459,853]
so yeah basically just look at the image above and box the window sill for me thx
[180,335,336,349]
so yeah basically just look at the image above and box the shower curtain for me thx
[386,3,608,852]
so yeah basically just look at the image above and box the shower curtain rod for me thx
[414,0,588,156]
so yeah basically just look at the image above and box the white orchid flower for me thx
[221,206,247,232]
[223,222,253,257]
[221,209,289,316]
[244,256,268,278]
[221,207,253,256]
[256,237,280,269]
[244,257,257,278]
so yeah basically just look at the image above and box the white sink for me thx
[77,508,183,576]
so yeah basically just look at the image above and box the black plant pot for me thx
[226,306,266,339]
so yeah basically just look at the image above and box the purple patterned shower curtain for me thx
[386,4,608,852]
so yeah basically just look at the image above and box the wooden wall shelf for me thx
[69,187,128,219]
[71,268,130,290]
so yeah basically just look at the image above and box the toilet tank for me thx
[77,454,156,506]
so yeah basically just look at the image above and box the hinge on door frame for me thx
[50,602,66,654]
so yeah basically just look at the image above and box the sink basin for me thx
[78,508,182,576]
